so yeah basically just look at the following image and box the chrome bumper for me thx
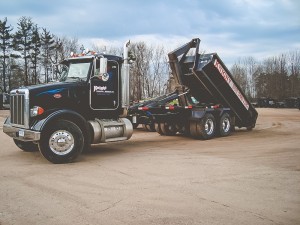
[3,123,41,142]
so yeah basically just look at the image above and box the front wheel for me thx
[13,139,39,152]
[39,120,84,164]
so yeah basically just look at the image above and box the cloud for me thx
[0,0,299,66]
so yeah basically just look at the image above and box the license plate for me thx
[18,129,25,137]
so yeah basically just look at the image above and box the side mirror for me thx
[99,57,107,74]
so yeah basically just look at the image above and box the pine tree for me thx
[12,16,34,86]
[30,25,41,84]
[0,17,13,92]
[40,28,55,83]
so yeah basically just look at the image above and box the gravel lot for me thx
[0,108,300,225]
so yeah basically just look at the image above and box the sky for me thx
[0,0,299,66]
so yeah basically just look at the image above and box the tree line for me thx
[231,51,300,101]
[1,16,299,103]
[0,16,81,92]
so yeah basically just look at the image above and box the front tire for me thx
[13,139,39,152]
[39,120,84,164]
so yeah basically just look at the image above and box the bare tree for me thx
[287,50,300,97]
[148,45,169,97]
[90,43,122,56]
[58,36,80,59]
[233,57,258,99]
[231,63,247,93]
[129,42,150,101]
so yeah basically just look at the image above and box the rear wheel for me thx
[219,113,231,137]
[132,123,139,129]
[155,123,164,135]
[13,139,39,152]
[190,113,216,139]
[143,123,156,132]
[159,122,177,136]
[39,120,84,164]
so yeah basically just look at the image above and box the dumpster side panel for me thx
[194,54,258,127]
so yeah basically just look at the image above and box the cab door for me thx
[90,59,120,110]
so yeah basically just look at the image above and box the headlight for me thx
[30,106,44,117]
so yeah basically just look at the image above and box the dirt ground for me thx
[0,108,299,225]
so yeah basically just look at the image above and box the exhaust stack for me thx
[122,40,130,110]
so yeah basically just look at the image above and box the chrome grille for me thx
[10,89,29,128]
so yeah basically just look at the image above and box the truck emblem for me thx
[53,93,62,99]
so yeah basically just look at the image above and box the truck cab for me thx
[3,41,133,163]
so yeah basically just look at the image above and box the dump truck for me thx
[3,38,257,163]
[136,38,258,139]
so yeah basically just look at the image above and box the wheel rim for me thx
[222,117,230,133]
[204,119,214,135]
[49,130,74,155]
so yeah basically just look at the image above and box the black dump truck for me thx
[3,38,258,163]
[134,38,258,139]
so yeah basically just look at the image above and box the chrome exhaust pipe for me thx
[121,40,130,110]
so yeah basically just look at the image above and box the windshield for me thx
[59,62,91,82]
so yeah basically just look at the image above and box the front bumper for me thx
[3,121,41,142]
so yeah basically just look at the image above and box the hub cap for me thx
[49,130,74,155]
[204,119,214,135]
[222,118,230,132]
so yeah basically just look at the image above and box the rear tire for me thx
[159,122,177,136]
[155,123,164,135]
[13,139,39,152]
[190,113,216,139]
[132,123,139,129]
[219,113,231,137]
[39,120,84,164]
[143,123,156,132]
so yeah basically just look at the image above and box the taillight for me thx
[138,106,149,111]
[165,105,175,110]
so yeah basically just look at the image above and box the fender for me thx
[32,109,89,134]
[190,107,231,121]
[215,108,231,118]
[190,109,208,120]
